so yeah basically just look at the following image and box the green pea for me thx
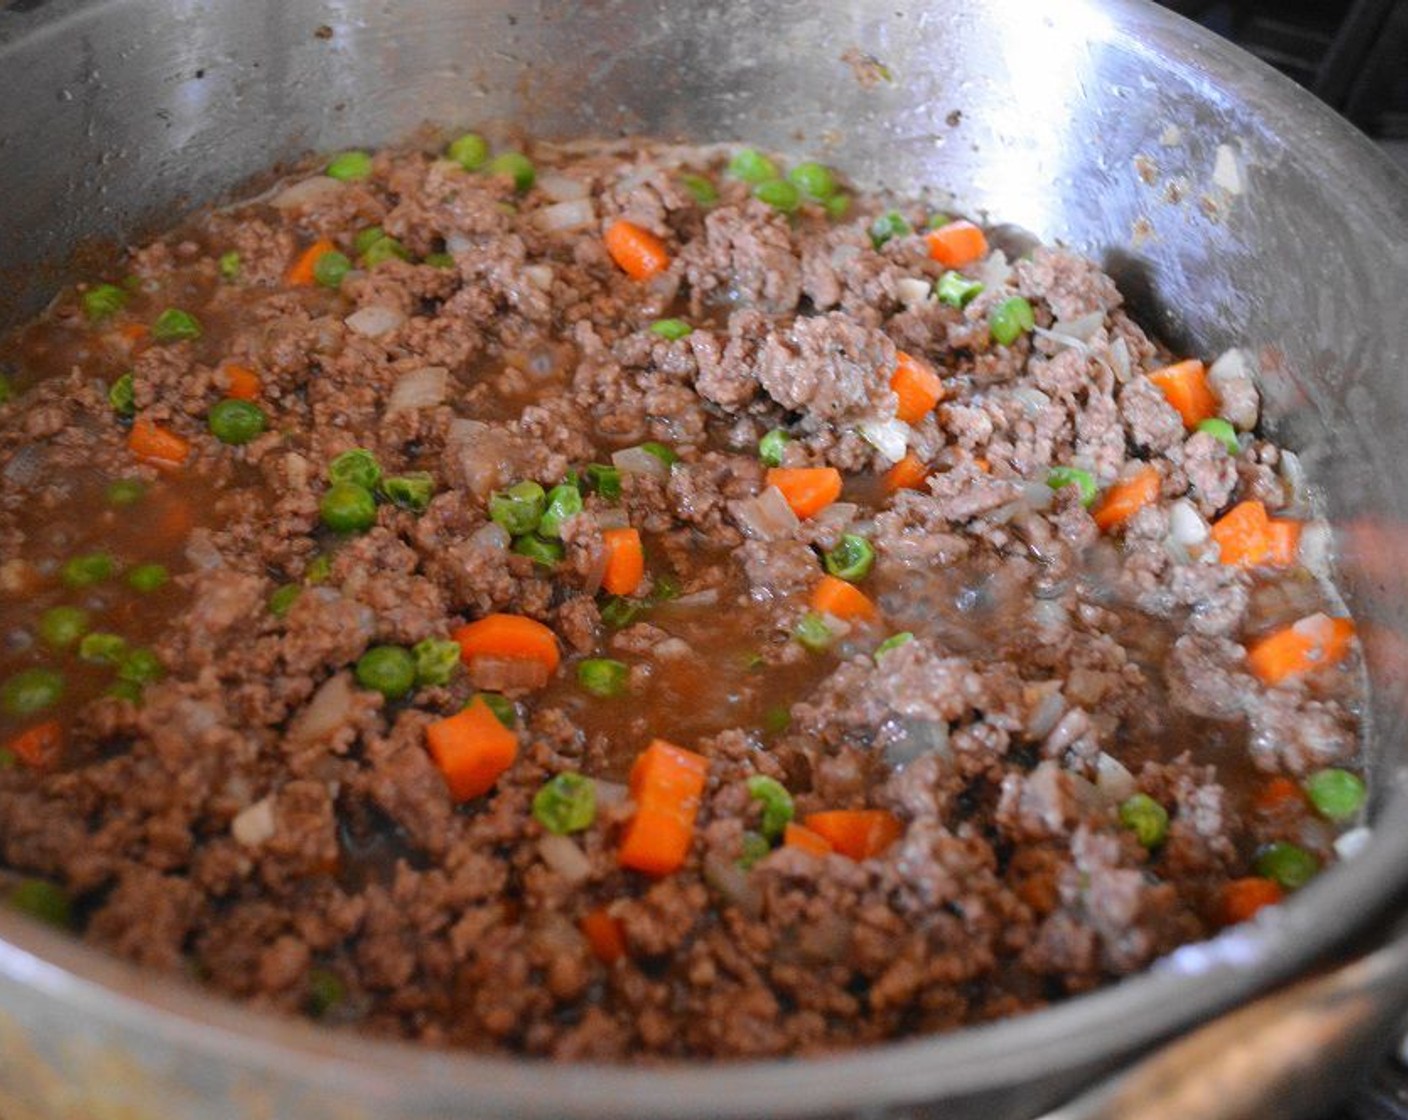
[738,831,772,870]
[117,647,164,685]
[753,178,801,214]
[936,270,984,308]
[269,583,301,618]
[423,252,456,269]
[727,148,778,184]
[926,212,953,230]
[758,428,791,468]
[532,772,597,835]
[412,638,461,687]
[649,318,693,341]
[326,150,373,181]
[382,473,435,512]
[793,611,835,653]
[328,448,381,489]
[313,250,352,289]
[1118,794,1169,848]
[305,554,333,584]
[8,879,71,928]
[585,464,622,501]
[599,596,644,629]
[875,632,914,660]
[474,691,516,728]
[869,210,912,250]
[745,775,794,841]
[82,283,129,322]
[762,705,791,734]
[787,161,839,200]
[151,308,202,343]
[1254,841,1320,891]
[361,237,410,268]
[62,552,115,588]
[680,173,718,205]
[823,534,875,582]
[651,573,682,602]
[105,478,146,506]
[218,251,241,280]
[989,296,1036,346]
[107,372,135,417]
[1,668,65,715]
[512,534,564,567]
[446,132,489,171]
[538,483,583,539]
[320,482,378,533]
[577,658,629,698]
[352,226,388,257]
[1047,466,1099,508]
[124,563,168,594]
[78,631,127,665]
[307,967,347,1018]
[208,399,267,445]
[638,441,679,468]
[354,645,416,700]
[486,151,535,193]
[107,679,144,704]
[1304,768,1366,822]
[37,606,90,650]
[489,480,547,536]
[824,193,852,220]
[1197,417,1241,455]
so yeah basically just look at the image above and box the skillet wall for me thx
[1,1,1408,1119]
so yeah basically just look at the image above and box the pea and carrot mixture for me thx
[0,133,1365,1057]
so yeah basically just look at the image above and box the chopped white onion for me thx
[468,655,550,692]
[1162,535,1191,566]
[654,637,692,660]
[593,779,628,808]
[445,232,474,255]
[829,244,861,268]
[611,445,670,479]
[448,418,488,445]
[731,486,800,541]
[1020,480,1055,511]
[672,588,720,608]
[288,672,356,745]
[1168,499,1209,547]
[703,854,762,918]
[582,541,608,596]
[468,522,511,551]
[883,717,950,767]
[812,501,858,532]
[976,249,1012,288]
[1054,311,1104,343]
[1026,686,1066,738]
[537,172,589,202]
[1298,520,1332,578]
[1031,598,1070,630]
[895,277,931,310]
[535,198,596,232]
[593,507,631,531]
[1213,144,1244,195]
[537,834,592,883]
[523,264,554,290]
[1111,337,1132,383]
[1208,349,1259,430]
[345,305,406,339]
[1335,826,1371,861]
[2,445,44,487]
[386,366,448,414]
[231,797,276,847]
[1279,450,1310,513]
[1011,385,1052,418]
[859,417,911,463]
[270,175,344,210]
[284,452,310,491]
[1095,752,1138,804]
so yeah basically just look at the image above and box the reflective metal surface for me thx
[1,1,1407,1118]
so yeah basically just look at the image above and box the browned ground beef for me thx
[0,137,1365,1059]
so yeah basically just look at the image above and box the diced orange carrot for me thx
[972,456,992,474]
[600,527,645,597]
[581,907,628,964]
[882,451,929,493]
[453,614,561,678]
[424,695,520,802]
[127,417,191,467]
[117,322,150,347]
[890,351,943,424]
[286,237,337,287]
[802,810,904,861]
[1264,518,1302,568]
[1210,500,1270,567]
[1246,614,1355,686]
[766,467,842,519]
[153,497,195,548]
[223,363,261,401]
[1148,360,1217,428]
[4,721,63,770]
[1252,776,1305,813]
[924,220,988,268]
[1221,877,1284,925]
[1090,465,1159,532]
[603,220,670,281]
[619,739,710,876]
[783,821,834,856]
[810,574,876,621]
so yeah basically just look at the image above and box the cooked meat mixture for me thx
[0,136,1367,1059]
